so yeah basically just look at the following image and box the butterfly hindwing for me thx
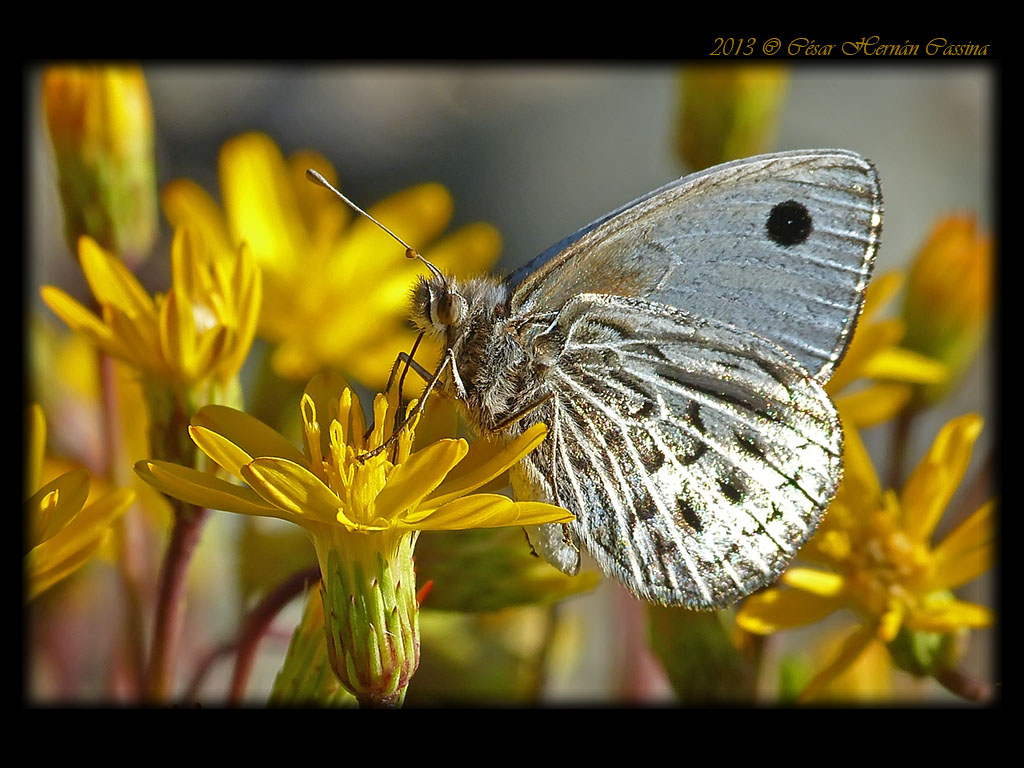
[517,294,842,608]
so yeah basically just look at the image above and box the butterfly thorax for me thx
[412,274,553,435]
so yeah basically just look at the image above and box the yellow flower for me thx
[676,65,789,170]
[41,228,260,396]
[135,372,571,706]
[24,405,135,601]
[736,414,994,700]
[826,271,947,427]
[162,132,501,388]
[902,215,992,403]
[42,65,158,264]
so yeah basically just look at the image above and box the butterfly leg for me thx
[356,349,456,462]
[382,332,431,397]
[486,392,555,434]
[367,334,432,443]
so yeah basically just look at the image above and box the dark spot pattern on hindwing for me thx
[718,471,748,504]
[676,497,703,532]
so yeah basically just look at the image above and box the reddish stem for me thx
[887,406,916,491]
[145,503,209,702]
[99,354,147,698]
[935,666,993,703]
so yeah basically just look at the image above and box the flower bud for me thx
[320,532,419,707]
[270,588,356,707]
[676,65,789,170]
[43,65,158,266]
[902,215,992,403]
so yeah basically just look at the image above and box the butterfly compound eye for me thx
[436,291,467,326]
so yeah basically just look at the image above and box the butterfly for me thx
[314,149,883,608]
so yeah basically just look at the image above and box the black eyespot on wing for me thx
[766,200,813,247]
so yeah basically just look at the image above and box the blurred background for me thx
[26,64,995,703]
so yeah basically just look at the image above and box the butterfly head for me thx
[412,274,468,339]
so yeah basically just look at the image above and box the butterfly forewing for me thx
[509,149,881,383]
[517,294,842,608]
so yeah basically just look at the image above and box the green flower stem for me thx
[320,531,420,708]
[146,499,208,702]
[229,565,321,704]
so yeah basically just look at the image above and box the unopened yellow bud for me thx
[676,65,789,170]
[42,65,158,265]
[902,215,992,403]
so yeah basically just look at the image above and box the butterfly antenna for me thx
[305,168,448,285]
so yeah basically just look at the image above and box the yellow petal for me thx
[424,222,502,278]
[26,486,134,601]
[798,624,876,702]
[26,404,46,496]
[925,413,983,483]
[410,395,460,452]
[827,317,905,394]
[59,487,134,544]
[189,425,255,481]
[903,414,983,542]
[343,328,436,394]
[78,236,155,318]
[423,423,548,509]
[835,383,913,428]
[191,324,230,381]
[26,532,107,601]
[40,286,124,356]
[287,150,349,245]
[159,288,194,381]
[191,405,307,469]
[781,567,845,597]
[219,132,306,268]
[241,458,354,527]
[375,439,469,517]
[219,244,262,377]
[905,598,993,632]
[161,178,236,258]
[859,347,947,384]
[929,500,995,590]
[105,303,164,375]
[898,461,946,544]
[26,468,90,547]
[878,597,905,642]
[860,271,904,321]
[135,460,282,519]
[735,587,845,635]
[333,183,453,284]
[402,494,572,531]
[837,414,881,504]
